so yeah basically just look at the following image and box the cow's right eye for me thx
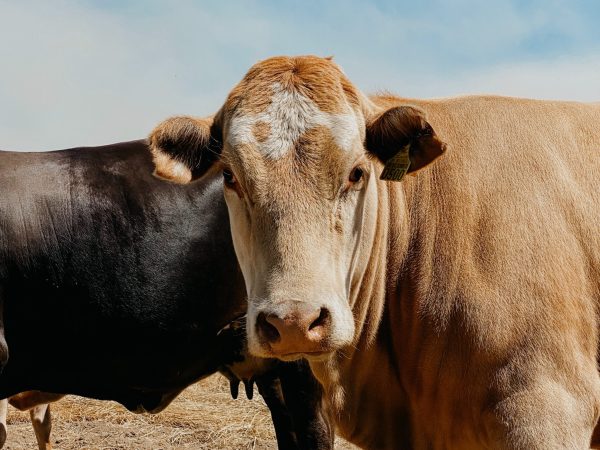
[223,169,236,186]
[349,167,364,183]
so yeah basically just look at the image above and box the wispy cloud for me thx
[0,0,598,150]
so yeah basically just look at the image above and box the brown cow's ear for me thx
[148,116,222,184]
[366,106,446,181]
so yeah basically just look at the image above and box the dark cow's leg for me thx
[0,290,7,449]
[30,403,52,450]
[279,361,333,450]
[0,399,7,448]
[256,373,299,450]
[0,288,9,372]
[592,423,600,449]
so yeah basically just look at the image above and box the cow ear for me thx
[148,116,222,184]
[366,106,446,181]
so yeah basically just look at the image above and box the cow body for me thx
[0,140,245,408]
[150,56,600,449]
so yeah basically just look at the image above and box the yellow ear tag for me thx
[380,143,411,181]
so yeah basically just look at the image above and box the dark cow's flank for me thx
[0,141,243,403]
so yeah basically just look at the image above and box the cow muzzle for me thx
[254,301,333,360]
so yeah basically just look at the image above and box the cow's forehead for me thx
[226,82,361,159]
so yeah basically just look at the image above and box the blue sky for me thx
[1,0,599,150]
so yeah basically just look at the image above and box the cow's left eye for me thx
[349,167,364,183]
[223,169,236,186]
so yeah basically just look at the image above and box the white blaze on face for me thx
[227,83,360,158]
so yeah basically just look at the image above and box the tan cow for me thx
[149,55,600,449]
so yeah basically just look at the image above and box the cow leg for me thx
[8,392,63,450]
[30,403,52,450]
[0,399,7,448]
[278,361,333,450]
[256,373,299,450]
[591,422,600,449]
[0,288,9,372]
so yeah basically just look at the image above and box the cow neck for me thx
[309,176,413,447]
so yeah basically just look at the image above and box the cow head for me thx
[149,56,446,361]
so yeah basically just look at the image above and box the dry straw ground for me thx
[4,374,357,449]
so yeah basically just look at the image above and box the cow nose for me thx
[255,306,331,356]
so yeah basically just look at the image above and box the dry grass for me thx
[4,374,357,450]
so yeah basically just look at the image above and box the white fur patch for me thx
[228,83,359,159]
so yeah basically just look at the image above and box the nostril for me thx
[309,307,330,331]
[256,313,280,343]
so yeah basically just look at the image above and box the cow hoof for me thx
[0,422,6,448]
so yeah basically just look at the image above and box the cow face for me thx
[149,56,446,361]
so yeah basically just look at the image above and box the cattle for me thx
[0,140,332,449]
[149,55,600,449]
